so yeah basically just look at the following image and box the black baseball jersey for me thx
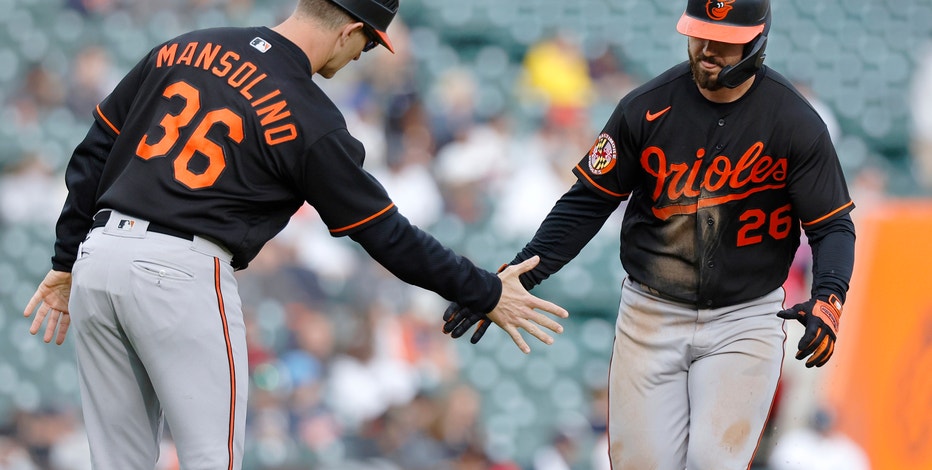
[573,62,854,308]
[52,26,502,311]
[77,27,395,269]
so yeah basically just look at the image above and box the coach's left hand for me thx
[24,270,73,345]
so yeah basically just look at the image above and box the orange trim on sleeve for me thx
[329,203,396,234]
[575,164,629,199]
[95,105,120,135]
[802,201,854,226]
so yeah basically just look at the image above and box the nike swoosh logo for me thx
[646,106,672,122]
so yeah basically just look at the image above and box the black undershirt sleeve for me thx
[52,119,115,272]
[349,212,502,313]
[805,213,856,303]
[509,181,622,289]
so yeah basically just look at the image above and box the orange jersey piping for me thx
[95,105,120,135]
[575,164,629,199]
[329,203,395,234]
[802,201,854,227]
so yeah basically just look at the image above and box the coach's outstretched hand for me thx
[445,256,567,354]
[24,270,73,345]
[777,294,843,368]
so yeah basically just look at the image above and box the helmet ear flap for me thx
[717,32,767,88]
[717,8,771,88]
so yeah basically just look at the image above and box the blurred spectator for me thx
[280,206,363,284]
[12,408,87,470]
[188,0,257,19]
[64,46,117,118]
[910,41,932,192]
[769,407,870,470]
[427,67,480,153]
[454,442,520,470]
[344,18,415,172]
[428,68,510,229]
[587,386,611,470]
[847,158,890,215]
[47,426,91,470]
[65,0,118,15]
[234,236,328,312]
[369,131,444,229]
[433,110,510,227]
[0,436,39,470]
[531,424,584,470]
[378,296,463,388]
[0,152,67,227]
[427,382,484,458]
[345,90,389,172]
[8,64,65,127]
[586,42,639,105]
[326,302,419,431]
[489,108,588,239]
[343,400,445,470]
[519,31,594,121]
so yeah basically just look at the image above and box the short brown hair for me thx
[296,0,353,29]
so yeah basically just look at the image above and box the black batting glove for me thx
[777,294,843,368]
[442,302,491,344]
[441,263,512,344]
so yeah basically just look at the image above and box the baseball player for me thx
[21,1,568,469]
[443,0,856,468]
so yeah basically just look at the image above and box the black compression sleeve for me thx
[349,212,502,313]
[52,119,115,271]
[806,213,856,303]
[510,181,621,289]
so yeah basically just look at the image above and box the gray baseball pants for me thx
[69,210,246,470]
[607,277,786,469]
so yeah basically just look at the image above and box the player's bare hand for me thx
[486,256,569,354]
[24,270,73,345]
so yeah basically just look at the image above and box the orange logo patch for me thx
[706,0,734,21]
[588,134,617,175]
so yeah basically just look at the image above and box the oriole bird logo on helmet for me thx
[706,0,735,20]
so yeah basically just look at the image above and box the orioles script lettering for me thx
[642,141,787,220]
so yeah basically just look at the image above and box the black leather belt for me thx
[92,210,195,241]
[629,276,693,305]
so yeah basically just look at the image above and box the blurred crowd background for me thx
[1,0,930,469]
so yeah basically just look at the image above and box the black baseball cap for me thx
[676,0,768,44]
[330,0,398,53]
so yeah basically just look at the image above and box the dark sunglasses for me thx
[361,26,379,52]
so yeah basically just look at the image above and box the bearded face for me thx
[687,37,746,91]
